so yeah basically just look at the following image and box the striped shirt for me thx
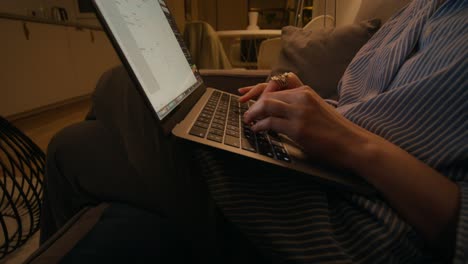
[202,0,468,263]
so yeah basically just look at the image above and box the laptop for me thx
[92,0,374,195]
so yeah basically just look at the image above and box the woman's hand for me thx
[238,72,304,103]
[244,83,460,259]
[243,86,369,168]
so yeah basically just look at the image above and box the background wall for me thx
[0,0,186,30]
[167,0,186,32]
[0,0,96,24]
[188,0,342,30]
[188,0,247,30]
[0,0,187,118]
[335,0,361,26]
[0,0,366,30]
[0,0,370,117]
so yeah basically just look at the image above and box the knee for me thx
[46,121,130,188]
[46,121,118,181]
[91,65,148,130]
[93,65,136,106]
[46,124,77,173]
[47,122,90,169]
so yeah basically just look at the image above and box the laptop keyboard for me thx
[189,91,291,163]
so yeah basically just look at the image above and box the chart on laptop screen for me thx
[99,0,199,119]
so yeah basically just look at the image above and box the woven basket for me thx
[0,116,44,260]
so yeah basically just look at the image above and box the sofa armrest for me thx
[199,69,270,95]
[27,203,191,263]
[26,204,110,264]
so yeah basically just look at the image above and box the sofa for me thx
[25,1,413,263]
[202,0,410,99]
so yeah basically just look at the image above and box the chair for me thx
[0,116,44,260]
[183,21,232,69]
[257,37,282,70]
[303,15,335,30]
[256,15,335,70]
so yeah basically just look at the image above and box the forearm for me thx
[243,85,461,256]
[342,132,460,255]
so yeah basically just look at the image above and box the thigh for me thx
[89,66,199,212]
[41,120,139,241]
[45,119,226,259]
[43,66,241,260]
[88,67,222,249]
[45,121,143,210]
[46,66,269,262]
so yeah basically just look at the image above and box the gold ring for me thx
[270,72,291,90]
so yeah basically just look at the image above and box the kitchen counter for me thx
[0,12,103,31]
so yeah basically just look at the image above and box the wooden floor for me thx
[11,99,92,152]
[1,99,91,264]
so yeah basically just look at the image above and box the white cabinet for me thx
[1,19,73,116]
[0,18,120,117]
[0,19,31,116]
[190,0,247,30]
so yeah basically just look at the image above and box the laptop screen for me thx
[94,0,202,120]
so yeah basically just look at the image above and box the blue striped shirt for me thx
[338,0,467,261]
[204,0,468,263]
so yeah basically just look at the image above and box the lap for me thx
[46,66,210,217]
[42,66,265,262]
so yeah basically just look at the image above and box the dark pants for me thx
[40,67,264,262]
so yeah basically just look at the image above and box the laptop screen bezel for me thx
[92,0,206,135]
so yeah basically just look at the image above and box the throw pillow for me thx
[354,0,410,24]
[270,19,381,99]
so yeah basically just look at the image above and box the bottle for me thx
[38,0,48,19]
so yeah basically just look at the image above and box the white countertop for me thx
[217,29,281,38]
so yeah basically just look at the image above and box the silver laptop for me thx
[92,0,374,195]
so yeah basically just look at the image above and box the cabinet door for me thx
[66,27,121,96]
[0,19,75,117]
[217,0,248,30]
[0,19,26,117]
[193,0,247,30]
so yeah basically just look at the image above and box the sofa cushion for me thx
[270,19,381,99]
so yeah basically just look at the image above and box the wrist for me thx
[339,129,383,179]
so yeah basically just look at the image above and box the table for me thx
[216,29,281,39]
[217,30,282,67]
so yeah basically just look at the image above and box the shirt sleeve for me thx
[454,182,468,263]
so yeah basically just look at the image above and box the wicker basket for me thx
[0,116,44,260]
